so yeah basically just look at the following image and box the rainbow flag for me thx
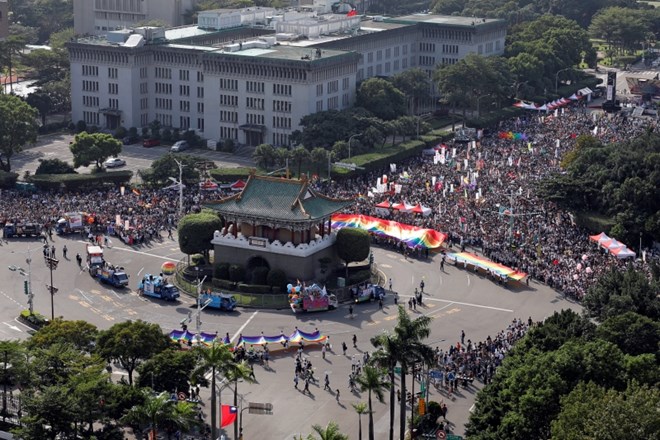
[331,214,447,249]
[446,252,526,281]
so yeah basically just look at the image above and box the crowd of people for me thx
[316,107,659,300]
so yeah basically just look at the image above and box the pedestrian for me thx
[294,374,299,389]
[324,373,330,391]
[335,389,340,402]
[461,330,465,345]
[249,364,256,380]
[342,341,348,356]
[408,298,412,310]
[389,278,393,291]
[441,256,445,270]
[441,403,448,421]
[167,228,174,239]
[420,279,425,293]
[348,304,353,318]
[378,297,383,309]
[303,378,310,394]
[321,344,326,359]
[51,245,55,257]
[394,292,398,305]
[76,253,82,267]
[62,245,67,259]
[352,334,357,348]
[412,296,417,310]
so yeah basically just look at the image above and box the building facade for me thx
[68,10,506,146]
[73,0,199,35]
[0,0,8,40]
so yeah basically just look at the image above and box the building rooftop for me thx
[388,13,504,27]
[211,44,352,62]
[205,175,353,223]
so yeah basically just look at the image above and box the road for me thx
[10,133,254,180]
[0,235,581,439]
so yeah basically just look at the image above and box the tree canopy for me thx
[69,132,123,169]
[177,210,223,257]
[356,78,407,121]
[0,94,39,172]
[335,227,371,269]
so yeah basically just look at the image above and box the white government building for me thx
[68,7,506,147]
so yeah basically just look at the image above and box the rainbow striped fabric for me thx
[447,252,527,281]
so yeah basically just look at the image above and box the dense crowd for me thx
[316,108,659,300]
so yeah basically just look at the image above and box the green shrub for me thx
[228,264,245,283]
[35,158,76,175]
[0,170,19,189]
[214,263,230,280]
[221,139,235,153]
[28,170,133,191]
[212,278,236,290]
[251,266,269,285]
[114,126,127,139]
[19,310,49,328]
[190,254,206,266]
[208,167,253,182]
[76,120,87,133]
[266,268,287,289]
[38,121,70,135]
[237,284,272,294]
[348,270,372,285]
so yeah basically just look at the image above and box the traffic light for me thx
[24,280,29,295]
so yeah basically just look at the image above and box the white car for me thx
[104,157,126,168]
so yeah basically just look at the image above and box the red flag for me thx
[221,404,238,428]
[347,9,357,17]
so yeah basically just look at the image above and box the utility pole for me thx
[174,158,184,216]
[44,255,59,320]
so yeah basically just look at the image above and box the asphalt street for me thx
[0,234,581,439]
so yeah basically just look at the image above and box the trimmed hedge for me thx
[266,268,287,289]
[212,278,236,290]
[228,264,245,283]
[237,283,272,294]
[0,170,19,189]
[251,266,269,285]
[208,167,254,182]
[19,310,49,329]
[28,170,133,190]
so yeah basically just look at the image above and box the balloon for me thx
[585,267,593,274]
[287,284,293,292]
[576,263,582,271]
[573,274,579,280]
[582,254,588,261]
[295,286,301,292]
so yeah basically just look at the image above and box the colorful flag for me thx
[221,405,238,428]
[347,9,357,17]
[499,206,512,216]
[132,188,141,196]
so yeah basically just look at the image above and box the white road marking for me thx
[423,302,454,317]
[398,294,513,312]
[3,322,22,332]
[107,288,121,299]
[137,267,144,276]
[467,273,471,286]
[76,240,175,261]
[231,311,259,343]
[75,288,94,303]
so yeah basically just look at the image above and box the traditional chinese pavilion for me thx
[204,173,353,280]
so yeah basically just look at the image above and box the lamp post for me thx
[9,248,34,315]
[44,255,59,320]
[555,68,572,93]
[348,133,362,159]
[173,158,184,216]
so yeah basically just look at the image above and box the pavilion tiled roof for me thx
[204,174,353,222]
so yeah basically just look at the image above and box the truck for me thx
[289,284,338,313]
[3,223,40,238]
[90,264,129,288]
[137,274,180,301]
[56,212,86,235]
[199,291,237,311]
[351,284,386,304]
[86,245,105,270]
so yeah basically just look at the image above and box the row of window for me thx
[442,44,459,54]
[366,45,410,63]
[272,116,291,129]
[83,111,100,125]
[83,96,99,107]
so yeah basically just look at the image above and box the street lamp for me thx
[555,68,572,93]
[44,254,59,320]
[348,133,362,159]
[170,158,185,216]
[8,248,34,315]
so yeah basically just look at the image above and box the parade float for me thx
[288,282,337,313]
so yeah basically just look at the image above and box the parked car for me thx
[143,138,161,148]
[170,140,189,152]
[104,157,126,168]
[122,136,139,145]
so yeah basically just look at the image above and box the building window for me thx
[316,84,323,97]
[273,84,292,96]
[82,65,99,76]
[197,87,204,98]
[316,100,323,112]
[108,67,118,79]
[327,80,338,94]
[108,98,119,109]
[219,78,238,91]
[180,100,190,112]
[180,116,190,130]
[179,70,189,81]
[367,52,373,63]
[197,118,204,131]
[197,102,204,113]
[327,96,338,110]
[197,71,204,82]
[179,85,190,96]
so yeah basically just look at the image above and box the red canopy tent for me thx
[375,200,392,208]
[230,179,246,191]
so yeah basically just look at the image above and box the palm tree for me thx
[121,390,198,440]
[356,366,389,440]
[224,359,254,440]
[369,332,402,440]
[307,421,349,440]
[393,306,434,440]
[252,143,276,170]
[191,342,235,440]
[310,147,329,178]
[352,402,368,440]
[291,145,311,178]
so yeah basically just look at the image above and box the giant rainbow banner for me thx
[331,214,447,249]
[169,328,327,347]
[446,252,526,281]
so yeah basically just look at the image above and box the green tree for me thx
[28,319,98,352]
[351,402,368,440]
[391,68,431,115]
[356,366,389,440]
[291,145,311,178]
[252,143,277,170]
[0,94,39,172]
[191,342,237,440]
[136,349,197,393]
[596,311,660,356]
[335,228,370,279]
[35,158,76,175]
[305,421,349,440]
[357,78,406,120]
[369,332,401,440]
[310,147,329,178]
[142,153,201,186]
[177,210,223,258]
[551,382,660,440]
[25,91,53,126]
[120,390,199,440]
[69,132,122,170]
[96,320,171,385]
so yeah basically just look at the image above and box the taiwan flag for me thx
[221,404,238,428]
[347,9,357,17]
